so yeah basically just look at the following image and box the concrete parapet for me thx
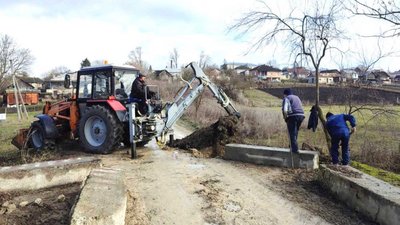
[70,168,127,225]
[318,164,400,225]
[224,144,319,169]
[0,157,100,191]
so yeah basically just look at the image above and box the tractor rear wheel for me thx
[29,121,55,151]
[79,105,122,154]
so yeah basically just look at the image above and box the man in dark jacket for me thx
[130,73,154,114]
[282,88,305,153]
[325,112,356,166]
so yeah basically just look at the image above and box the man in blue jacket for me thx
[282,89,305,153]
[325,112,357,166]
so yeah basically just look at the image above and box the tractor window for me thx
[115,70,138,96]
[78,75,93,98]
[94,73,110,99]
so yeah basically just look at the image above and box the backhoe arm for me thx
[189,63,240,118]
[161,62,240,135]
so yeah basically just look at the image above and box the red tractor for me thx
[12,62,240,154]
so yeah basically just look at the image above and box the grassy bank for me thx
[239,89,400,173]
[0,112,38,153]
[352,161,400,187]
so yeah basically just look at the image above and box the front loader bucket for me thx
[11,128,30,150]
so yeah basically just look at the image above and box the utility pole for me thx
[10,60,28,121]
[12,74,21,120]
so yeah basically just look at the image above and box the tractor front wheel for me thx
[79,105,122,154]
[29,121,55,151]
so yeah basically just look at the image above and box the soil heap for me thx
[170,116,239,157]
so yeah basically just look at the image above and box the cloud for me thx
[1,0,398,76]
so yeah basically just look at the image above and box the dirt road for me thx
[101,126,376,225]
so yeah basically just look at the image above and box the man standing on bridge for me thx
[282,88,305,153]
[325,112,356,166]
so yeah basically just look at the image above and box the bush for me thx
[354,140,400,173]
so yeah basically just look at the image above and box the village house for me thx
[283,67,310,79]
[249,65,284,82]
[341,69,359,83]
[2,76,41,106]
[234,65,252,76]
[390,70,400,83]
[394,75,400,83]
[18,76,44,90]
[367,70,391,84]
[153,61,182,81]
[220,62,257,71]
[307,69,341,84]
[44,72,77,98]
[153,69,177,80]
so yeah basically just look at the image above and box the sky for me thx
[0,0,399,77]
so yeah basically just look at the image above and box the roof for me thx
[17,76,44,84]
[3,77,35,91]
[234,65,250,70]
[320,69,341,77]
[250,65,281,72]
[320,69,340,74]
[154,70,174,77]
[286,67,310,75]
[79,64,139,73]
[371,70,390,78]
[154,67,181,76]
[49,72,77,82]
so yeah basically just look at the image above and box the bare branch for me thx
[169,48,179,69]
[0,34,34,92]
[346,0,400,37]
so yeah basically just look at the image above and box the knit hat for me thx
[138,72,146,77]
[326,112,334,119]
[283,88,292,95]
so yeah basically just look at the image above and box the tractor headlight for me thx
[150,125,156,131]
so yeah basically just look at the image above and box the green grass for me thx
[0,111,39,154]
[351,161,400,187]
[243,89,281,108]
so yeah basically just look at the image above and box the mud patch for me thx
[125,189,150,225]
[195,177,225,224]
[327,165,363,178]
[170,116,239,157]
[0,183,81,225]
[267,168,376,225]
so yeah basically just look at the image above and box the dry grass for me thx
[151,74,400,173]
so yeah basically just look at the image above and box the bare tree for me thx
[199,51,211,69]
[43,66,71,81]
[230,0,345,150]
[0,34,34,92]
[170,48,179,69]
[352,38,394,85]
[346,0,400,37]
[127,46,148,72]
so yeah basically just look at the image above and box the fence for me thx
[0,104,44,114]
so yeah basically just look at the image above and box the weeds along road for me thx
[101,125,376,225]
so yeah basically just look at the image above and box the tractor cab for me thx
[64,65,161,116]
[73,65,139,101]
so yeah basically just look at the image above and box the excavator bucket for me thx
[11,128,30,150]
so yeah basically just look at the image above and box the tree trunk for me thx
[316,105,331,155]
[315,69,331,155]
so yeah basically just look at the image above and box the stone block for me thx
[224,144,319,169]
